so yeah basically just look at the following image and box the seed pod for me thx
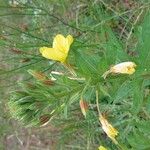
[20,58,31,63]
[28,69,47,81]
[10,48,23,54]
[40,114,51,126]
[42,79,54,86]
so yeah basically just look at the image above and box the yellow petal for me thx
[53,34,69,53]
[39,47,66,63]
[98,146,107,150]
[39,46,46,54]
[126,66,135,74]
[66,35,74,45]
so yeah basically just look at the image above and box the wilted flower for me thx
[102,61,136,79]
[79,99,88,117]
[110,62,136,74]
[99,115,118,144]
[40,34,73,63]
[98,145,107,150]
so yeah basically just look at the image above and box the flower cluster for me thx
[39,34,137,148]
[40,34,136,77]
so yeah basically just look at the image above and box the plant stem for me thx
[96,90,102,116]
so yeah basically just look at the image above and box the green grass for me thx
[0,0,150,149]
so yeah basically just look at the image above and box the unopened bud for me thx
[79,99,88,117]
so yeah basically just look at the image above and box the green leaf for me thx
[128,130,150,150]
[114,80,132,103]
[101,26,128,64]
[146,96,150,114]
[74,50,100,78]
[131,79,143,115]
[136,11,150,71]
[136,120,150,135]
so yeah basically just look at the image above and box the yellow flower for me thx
[40,34,73,63]
[102,61,136,79]
[98,145,107,150]
[99,115,118,144]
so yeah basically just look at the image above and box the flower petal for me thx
[98,146,107,150]
[39,47,66,63]
[66,35,74,46]
[53,34,69,53]
[39,46,47,54]
[126,66,136,74]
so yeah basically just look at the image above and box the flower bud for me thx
[79,99,88,117]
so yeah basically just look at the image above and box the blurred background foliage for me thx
[0,0,150,149]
